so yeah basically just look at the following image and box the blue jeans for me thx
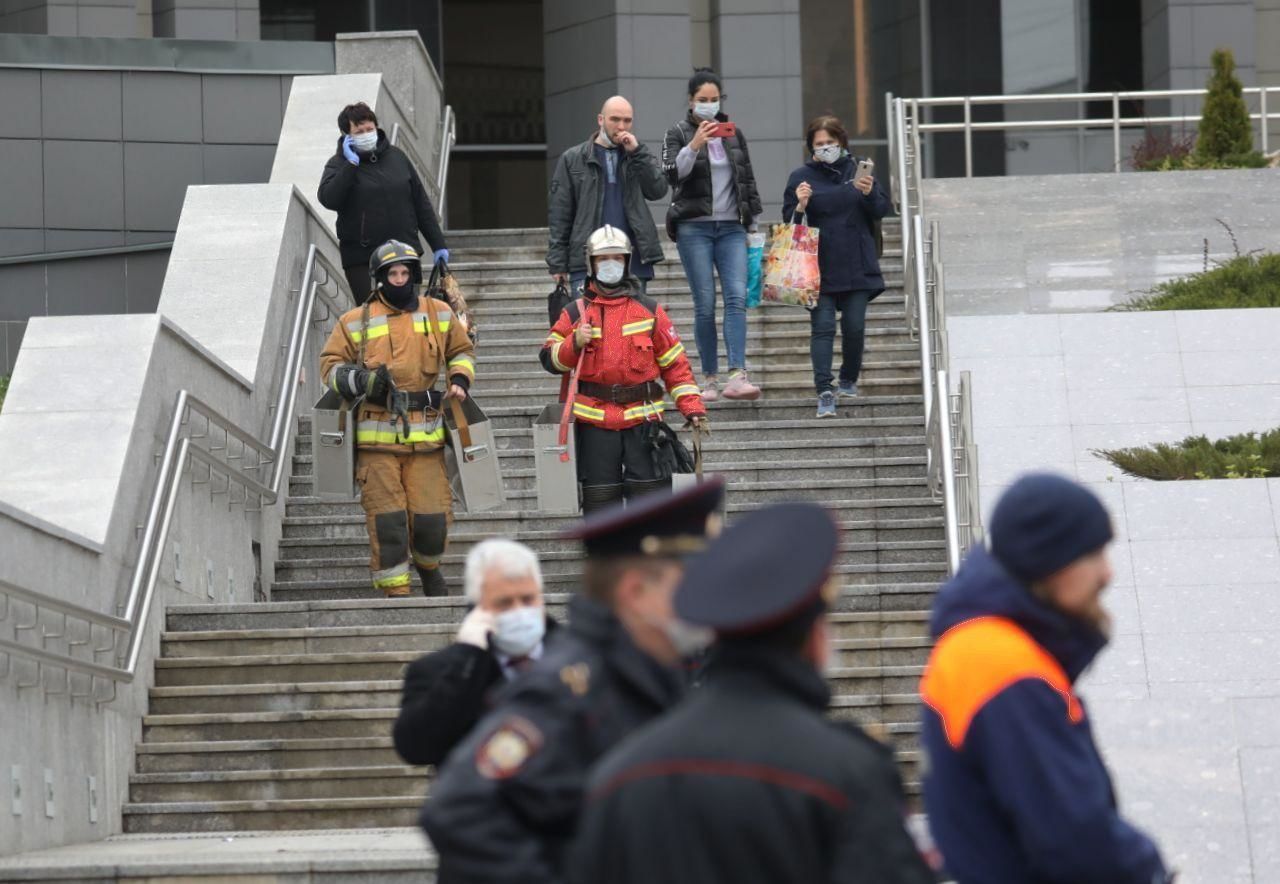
[810,290,873,394]
[675,221,747,377]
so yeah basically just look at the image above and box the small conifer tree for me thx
[1196,47,1254,162]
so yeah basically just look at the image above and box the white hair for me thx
[464,538,543,604]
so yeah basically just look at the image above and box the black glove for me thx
[332,364,391,403]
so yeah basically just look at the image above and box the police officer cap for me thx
[562,477,726,559]
[676,502,840,636]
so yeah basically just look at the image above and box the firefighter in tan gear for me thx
[320,240,477,597]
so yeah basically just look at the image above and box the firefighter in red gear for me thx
[541,225,706,514]
[320,239,477,597]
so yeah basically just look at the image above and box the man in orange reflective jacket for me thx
[919,473,1171,884]
[540,226,706,514]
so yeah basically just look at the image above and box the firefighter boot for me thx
[581,483,625,516]
[416,565,448,597]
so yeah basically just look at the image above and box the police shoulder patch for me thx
[559,662,591,697]
[475,715,544,780]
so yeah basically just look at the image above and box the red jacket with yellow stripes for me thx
[541,283,705,430]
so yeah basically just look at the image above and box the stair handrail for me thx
[897,85,1278,176]
[893,96,984,574]
[0,244,352,701]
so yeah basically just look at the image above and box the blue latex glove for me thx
[342,136,360,166]
[433,248,450,265]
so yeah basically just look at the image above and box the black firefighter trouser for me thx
[355,449,451,596]
[575,423,671,514]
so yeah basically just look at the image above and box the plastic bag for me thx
[746,231,766,308]
[761,220,820,309]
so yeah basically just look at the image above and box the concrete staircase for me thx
[122,219,947,836]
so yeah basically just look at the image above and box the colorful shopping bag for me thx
[745,231,766,308]
[761,219,820,309]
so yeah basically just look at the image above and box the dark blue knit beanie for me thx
[989,473,1113,584]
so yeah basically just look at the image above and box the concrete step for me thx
[134,736,410,774]
[165,595,932,634]
[158,612,932,662]
[473,323,919,351]
[277,477,937,531]
[0,828,435,882]
[272,540,948,585]
[463,290,908,318]
[148,679,407,715]
[293,414,928,458]
[290,435,930,483]
[128,766,425,804]
[449,260,907,287]
[459,377,922,406]
[267,566,947,604]
[277,514,945,552]
[445,221,904,252]
[122,795,424,834]
[299,395,924,437]
[281,494,942,539]
[287,453,929,498]
[142,666,923,739]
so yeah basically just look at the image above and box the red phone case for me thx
[713,122,736,138]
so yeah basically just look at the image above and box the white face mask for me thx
[595,258,626,285]
[814,144,842,164]
[692,101,720,121]
[492,606,545,658]
[352,131,378,153]
[664,616,715,658]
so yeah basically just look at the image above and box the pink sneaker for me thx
[722,370,761,401]
[701,377,720,402]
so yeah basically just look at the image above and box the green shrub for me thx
[0,375,7,412]
[1116,250,1280,311]
[1197,48,1255,164]
[1094,428,1280,480]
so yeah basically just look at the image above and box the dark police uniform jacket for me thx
[568,644,935,884]
[419,594,682,884]
[393,617,560,767]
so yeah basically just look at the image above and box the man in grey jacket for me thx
[547,96,668,294]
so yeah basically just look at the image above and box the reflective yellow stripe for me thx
[548,332,565,343]
[347,315,389,343]
[448,355,476,377]
[572,402,607,421]
[622,318,655,336]
[657,342,685,367]
[412,551,443,568]
[356,418,446,446]
[623,401,665,421]
[412,317,452,335]
[372,563,411,589]
[551,340,573,373]
[670,384,700,400]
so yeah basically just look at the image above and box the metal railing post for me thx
[963,96,973,177]
[914,215,933,432]
[1262,87,1270,155]
[1112,92,1122,172]
[936,370,961,574]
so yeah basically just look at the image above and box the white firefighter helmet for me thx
[584,225,632,267]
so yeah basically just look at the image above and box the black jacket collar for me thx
[569,594,682,710]
[706,642,831,711]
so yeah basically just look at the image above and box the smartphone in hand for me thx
[710,121,736,139]
[854,158,875,182]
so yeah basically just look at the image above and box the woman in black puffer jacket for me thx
[662,69,764,402]
[318,101,448,301]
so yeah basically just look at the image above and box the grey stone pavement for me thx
[0,827,435,881]
[951,310,1280,884]
[925,169,1280,315]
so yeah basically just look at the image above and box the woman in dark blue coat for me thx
[781,115,891,417]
